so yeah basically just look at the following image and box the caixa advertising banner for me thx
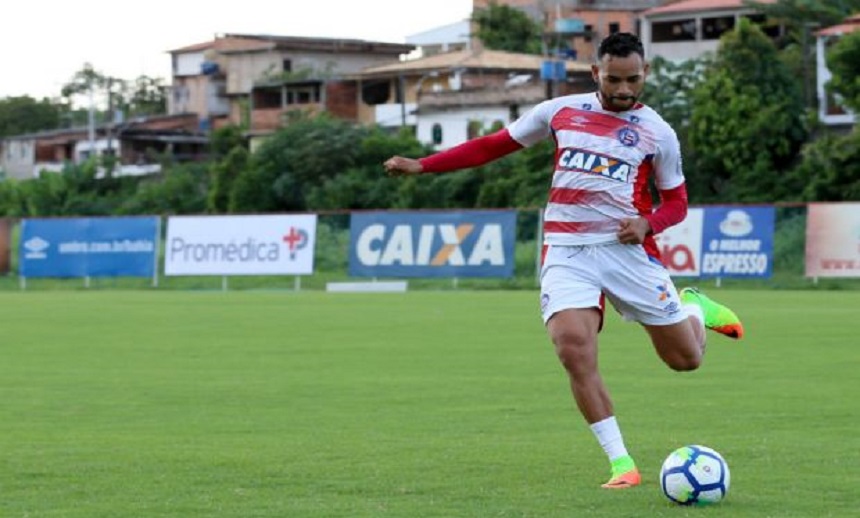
[19,217,159,278]
[655,206,775,278]
[348,211,516,278]
[165,215,317,276]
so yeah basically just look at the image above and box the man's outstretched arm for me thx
[384,129,524,176]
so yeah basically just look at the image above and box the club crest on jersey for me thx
[617,126,640,147]
[557,148,632,182]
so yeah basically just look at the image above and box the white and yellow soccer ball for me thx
[660,445,730,505]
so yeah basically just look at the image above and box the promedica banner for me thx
[348,211,516,278]
[19,217,159,278]
[164,215,317,276]
[655,206,774,279]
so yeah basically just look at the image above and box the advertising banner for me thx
[655,206,774,278]
[654,208,704,277]
[165,215,317,276]
[349,211,516,278]
[699,206,774,278]
[0,218,10,274]
[19,217,159,278]
[805,203,860,278]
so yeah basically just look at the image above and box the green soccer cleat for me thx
[601,467,641,489]
[602,455,641,489]
[680,287,744,339]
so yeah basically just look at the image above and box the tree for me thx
[787,29,860,202]
[788,131,860,201]
[689,19,807,202]
[61,63,117,107]
[208,146,250,213]
[230,114,373,213]
[746,0,860,30]
[119,163,210,215]
[472,1,543,55]
[745,0,860,106]
[61,63,167,123]
[645,56,708,201]
[207,126,249,213]
[305,126,428,211]
[825,30,860,113]
[122,75,167,116]
[0,96,62,137]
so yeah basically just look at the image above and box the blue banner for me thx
[349,211,517,278]
[20,217,159,278]
[700,207,774,278]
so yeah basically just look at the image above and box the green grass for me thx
[1,290,858,517]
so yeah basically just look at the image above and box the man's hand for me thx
[384,156,423,176]
[616,217,652,245]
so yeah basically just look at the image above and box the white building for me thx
[815,14,860,127]
[640,0,780,61]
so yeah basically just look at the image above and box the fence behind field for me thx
[1,202,858,291]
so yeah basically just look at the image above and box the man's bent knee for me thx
[644,321,703,372]
[665,352,702,372]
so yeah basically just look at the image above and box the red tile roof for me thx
[816,13,860,36]
[644,0,775,17]
[169,34,412,55]
[168,36,286,54]
[359,48,591,77]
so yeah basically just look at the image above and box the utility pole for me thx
[399,74,407,127]
[87,87,96,161]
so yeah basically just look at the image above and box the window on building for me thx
[172,86,187,105]
[608,22,620,34]
[283,59,292,72]
[467,120,483,140]
[651,19,697,42]
[255,89,281,109]
[744,14,782,39]
[702,16,735,40]
[286,85,320,105]
[431,123,443,145]
[361,80,391,105]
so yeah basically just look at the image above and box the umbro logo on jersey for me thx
[557,148,632,182]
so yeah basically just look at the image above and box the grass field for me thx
[1,290,858,517]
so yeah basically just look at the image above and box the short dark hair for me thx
[597,32,644,60]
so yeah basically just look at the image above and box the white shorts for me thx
[539,242,687,326]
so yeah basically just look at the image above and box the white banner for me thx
[805,203,860,278]
[654,208,704,277]
[165,215,317,276]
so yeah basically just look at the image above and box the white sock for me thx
[684,303,705,331]
[589,416,629,461]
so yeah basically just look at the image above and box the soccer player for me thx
[383,32,743,489]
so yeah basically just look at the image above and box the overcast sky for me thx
[2,0,473,100]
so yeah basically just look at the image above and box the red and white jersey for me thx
[507,92,684,246]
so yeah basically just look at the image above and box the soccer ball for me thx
[660,445,730,505]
